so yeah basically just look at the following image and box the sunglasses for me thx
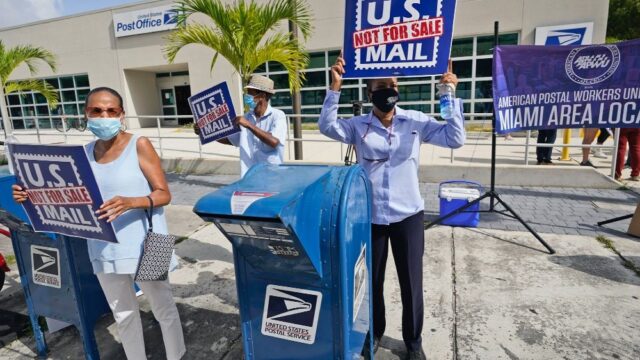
[86,106,123,117]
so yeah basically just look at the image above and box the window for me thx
[2,73,90,129]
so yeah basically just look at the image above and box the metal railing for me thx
[1,113,620,177]
[283,112,619,177]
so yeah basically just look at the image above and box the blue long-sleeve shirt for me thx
[319,90,466,225]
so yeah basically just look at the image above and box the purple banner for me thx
[493,39,640,134]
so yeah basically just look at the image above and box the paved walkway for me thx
[1,138,639,359]
[167,173,640,238]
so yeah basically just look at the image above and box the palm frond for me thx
[255,0,313,40]
[166,0,313,93]
[249,34,309,92]
[165,23,237,68]
[5,80,59,108]
[0,41,57,83]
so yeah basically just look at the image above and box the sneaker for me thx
[630,176,640,182]
[580,160,596,168]
[592,149,607,158]
[544,160,554,165]
[537,160,544,165]
[615,176,623,181]
[406,349,427,360]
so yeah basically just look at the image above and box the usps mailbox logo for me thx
[31,245,61,288]
[261,285,322,344]
[343,0,457,78]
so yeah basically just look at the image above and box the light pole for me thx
[288,4,303,160]
[0,85,12,137]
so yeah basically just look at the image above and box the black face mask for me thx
[371,87,399,113]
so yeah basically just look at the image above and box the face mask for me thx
[243,94,257,112]
[371,88,399,113]
[87,118,122,140]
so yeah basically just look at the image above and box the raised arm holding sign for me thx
[193,75,287,177]
[320,52,464,360]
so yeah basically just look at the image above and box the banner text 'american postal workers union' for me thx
[7,143,118,243]
[343,0,457,78]
[493,39,640,134]
[189,81,239,145]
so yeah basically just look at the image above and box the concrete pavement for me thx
[2,222,638,359]
[1,172,640,359]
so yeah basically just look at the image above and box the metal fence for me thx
[1,113,619,177]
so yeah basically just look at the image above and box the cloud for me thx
[0,0,63,29]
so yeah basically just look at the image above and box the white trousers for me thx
[96,273,186,360]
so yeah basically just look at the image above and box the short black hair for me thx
[84,87,124,110]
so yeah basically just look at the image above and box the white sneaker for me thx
[592,149,607,158]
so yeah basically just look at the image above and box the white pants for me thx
[96,273,186,360]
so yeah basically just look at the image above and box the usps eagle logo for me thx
[261,285,322,344]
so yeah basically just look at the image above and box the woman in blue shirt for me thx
[319,55,465,360]
[13,87,185,359]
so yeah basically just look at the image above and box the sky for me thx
[0,0,145,29]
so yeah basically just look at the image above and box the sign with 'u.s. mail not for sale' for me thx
[343,0,457,78]
[189,81,239,145]
[7,143,118,243]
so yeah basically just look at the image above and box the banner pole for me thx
[425,20,555,255]
[489,21,499,210]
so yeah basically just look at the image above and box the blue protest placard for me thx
[188,82,239,145]
[492,39,640,134]
[342,0,457,79]
[7,143,118,243]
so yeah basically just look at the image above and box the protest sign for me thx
[493,39,640,134]
[7,143,117,243]
[189,82,239,144]
[342,0,457,78]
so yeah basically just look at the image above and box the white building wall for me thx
[0,0,610,125]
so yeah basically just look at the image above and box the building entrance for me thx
[174,85,192,125]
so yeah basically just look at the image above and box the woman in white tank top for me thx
[13,87,185,360]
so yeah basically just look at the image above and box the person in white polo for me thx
[195,75,287,176]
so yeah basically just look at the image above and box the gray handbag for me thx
[134,196,176,282]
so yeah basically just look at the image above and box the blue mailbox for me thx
[0,168,110,359]
[194,164,374,359]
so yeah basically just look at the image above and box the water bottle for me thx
[438,83,456,119]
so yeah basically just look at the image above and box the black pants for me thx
[536,129,557,162]
[371,211,424,351]
[597,128,610,144]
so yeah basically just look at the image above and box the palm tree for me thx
[165,0,312,92]
[0,40,58,135]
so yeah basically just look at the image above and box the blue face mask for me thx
[87,118,122,140]
[243,94,257,112]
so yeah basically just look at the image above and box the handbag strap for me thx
[145,195,154,232]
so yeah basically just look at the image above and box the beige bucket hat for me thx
[244,75,276,94]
